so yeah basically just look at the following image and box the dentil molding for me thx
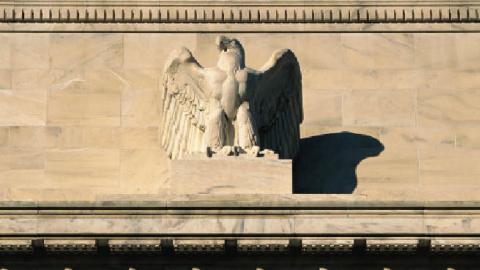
[1,1,480,25]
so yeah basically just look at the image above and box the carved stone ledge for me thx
[1,1,480,25]
[173,240,225,254]
[44,240,97,254]
[237,240,290,254]
[0,238,480,255]
[109,239,162,254]
[431,239,480,254]
[366,239,418,254]
[302,239,354,254]
[1,200,480,255]
[0,240,32,254]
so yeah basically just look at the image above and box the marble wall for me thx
[0,33,479,200]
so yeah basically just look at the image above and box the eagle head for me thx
[215,36,245,71]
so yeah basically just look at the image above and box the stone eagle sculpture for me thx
[161,36,303,159]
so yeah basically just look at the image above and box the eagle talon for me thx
[206,147,213,158]
[218,146,235,156]
[259,149,279,159]
[246,146,260,157]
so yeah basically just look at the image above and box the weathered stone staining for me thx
[160,36,303,160]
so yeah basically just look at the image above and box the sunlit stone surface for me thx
[170,154,292,194]
[1,0,480,268]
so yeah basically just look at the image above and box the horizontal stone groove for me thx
[1,199,480,210]
[1,203,480,211]
[1,6,480,24]
[1,210,480,216]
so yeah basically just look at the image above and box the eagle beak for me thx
[215,35,229,52]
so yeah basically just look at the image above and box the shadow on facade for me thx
[293,132,384,194]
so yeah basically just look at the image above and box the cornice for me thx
[1,199,480,255]
[1,1,480,25]
[3,1,480,7]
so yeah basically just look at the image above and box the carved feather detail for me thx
[160,47,208,159]
[250,49,303,159]
[161,41,303,160]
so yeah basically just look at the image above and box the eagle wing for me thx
[250,49,303,159]
[160,47,209,159]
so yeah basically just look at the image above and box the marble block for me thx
[169,154,292,195]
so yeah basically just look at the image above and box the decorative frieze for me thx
[302,239,354,254]
[0,200,479,255]
[431,239,480,254]
[2,238,480,255]
[44,240,97,254]
[237,240,290,253]
[366,239,418,254]
[0,240,32,254]
[109,239,162,254]
[173,240,225,254]
[0,1,479,24]
[0,237,480,255]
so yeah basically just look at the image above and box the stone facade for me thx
[1,0,480,268]
[1,30,480,200]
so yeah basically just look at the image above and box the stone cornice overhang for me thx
[1,0,480,32]
[1,197,480,255]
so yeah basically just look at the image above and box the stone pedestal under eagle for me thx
[161,36,303,159]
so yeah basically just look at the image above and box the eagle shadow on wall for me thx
[294,132,384,194]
